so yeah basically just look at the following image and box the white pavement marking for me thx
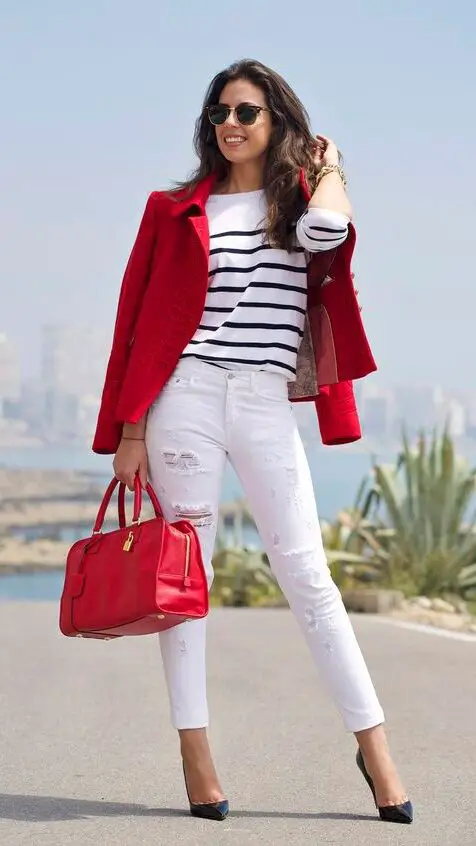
[368,615,476,642]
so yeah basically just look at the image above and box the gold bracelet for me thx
[316,164,347,188]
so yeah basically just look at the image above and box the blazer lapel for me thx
[171,173,216,264]
[189,213,210,262]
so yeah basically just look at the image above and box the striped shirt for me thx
[180,189,349,379]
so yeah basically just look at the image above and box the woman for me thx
[94,59,413,825]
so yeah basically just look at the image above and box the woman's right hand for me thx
[113,438,148,490]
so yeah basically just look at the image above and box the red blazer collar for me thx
[171,168,310,216]
[170,173,218,216]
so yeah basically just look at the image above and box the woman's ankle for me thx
[355,723,389,758]
[179,727,210,760]
[355,725,408,805]
[179,729,225,803]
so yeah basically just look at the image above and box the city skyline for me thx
[4,322,476,395]
[1,324,476,449]
[2,1,475,390]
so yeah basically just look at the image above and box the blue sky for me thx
[1,0,475,387]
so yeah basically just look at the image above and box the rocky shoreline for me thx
[342,589,476,635]
[389,596,476,635]
[0,469,95,570]
[2,556,475,637]
[1,468,475,637]
[0,538,70,571]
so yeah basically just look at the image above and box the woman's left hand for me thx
[313,135,340,169]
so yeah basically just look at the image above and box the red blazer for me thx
[93,172,377,454]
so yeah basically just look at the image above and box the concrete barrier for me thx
[342,589,405,614]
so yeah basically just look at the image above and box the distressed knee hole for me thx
[283,548,318,576]
[324,617,338,651]
[283,547,315,558]
[173,503,214,527]
[304,606,320,633]
[284,547,332,592]
[162,449,205,474]
[304,608,339,646]
[281,549,339,640]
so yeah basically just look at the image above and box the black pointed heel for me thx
[182,762,229,821]
[356,749,413,824]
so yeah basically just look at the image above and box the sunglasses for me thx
[206,103,269,127]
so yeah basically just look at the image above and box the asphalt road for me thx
[1,603,475,846]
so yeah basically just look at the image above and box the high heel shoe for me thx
[356,749,413,824]
[182,762,229,821]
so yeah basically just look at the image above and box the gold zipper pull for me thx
[123,531,134,552]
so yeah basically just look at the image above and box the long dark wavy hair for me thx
[178,59,320,252]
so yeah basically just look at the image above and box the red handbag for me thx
[59,476,209,639]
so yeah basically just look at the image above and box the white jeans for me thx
[146,358,385,733]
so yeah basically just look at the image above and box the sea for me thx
[0,442,382,602]
[0,441,380,518]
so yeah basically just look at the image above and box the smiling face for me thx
[214,78,273,166]
[193,59,317,249]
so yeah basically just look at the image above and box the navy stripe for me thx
[204,303,306,314]
[209,261,307,277]
[210,244,305,257]
[188,339,297,353]
[208,281,306,294]
[197,321,304,336]
[240,302,306,313]
[181,353,296,374]
[210,228,266,239]
[210,244,271,257]
[307,225,347,234]
[301,232,343,244]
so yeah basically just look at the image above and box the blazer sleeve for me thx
[315,381,362,446]
[92,193,158,454]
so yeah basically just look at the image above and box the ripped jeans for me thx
[146,358,385,733]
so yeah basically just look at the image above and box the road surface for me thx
[1,603,475,845]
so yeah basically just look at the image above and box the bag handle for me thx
[118,482,127,528]
[117,477,163,527]
[93,475,163,534]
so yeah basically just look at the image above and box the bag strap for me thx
[93,476,163,533]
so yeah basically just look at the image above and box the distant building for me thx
[462,396,476,440]
[363,397,390,438]
[361,385,393,439]
[392,385,444,436]
[37,324,110,442]
[41,324,109,398]
[442,399,466,438]
[77,394,101,442]
[19,379,45,430]
[0,333,21,417]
